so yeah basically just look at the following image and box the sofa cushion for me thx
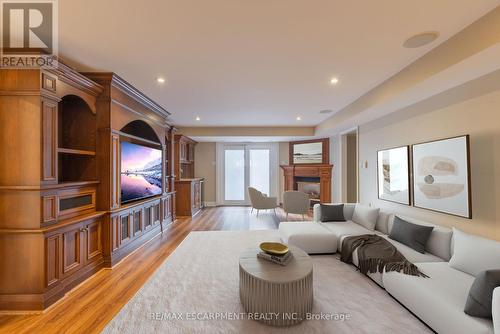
[278,222,338,254]
[389,216,434,254]
[320,204,345,222]
[375,210,391,234]
[322,221,372,251]
[388,215,452,260]
[352,204,380,230]
[449,228,500,277]
[383,262,494,334]
[464,270,500,319]
[313,203,356,222]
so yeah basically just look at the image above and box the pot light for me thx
[156,77,166,84]
[403,32,439,48]
[195,116,201,121]
[330,77,339,85]
[296,116,302,121]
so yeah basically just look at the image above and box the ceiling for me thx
[59,1,500,127]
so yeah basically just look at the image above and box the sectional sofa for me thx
[278,203,500,334]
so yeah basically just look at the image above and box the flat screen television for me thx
[121,141,162,204]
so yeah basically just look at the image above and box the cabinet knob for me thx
[80,227,86,232]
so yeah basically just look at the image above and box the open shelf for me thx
[58,148,96,156]
[58,95,97,183]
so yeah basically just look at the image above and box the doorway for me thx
[216,143,278,205]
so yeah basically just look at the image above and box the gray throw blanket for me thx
[340,234,428,278]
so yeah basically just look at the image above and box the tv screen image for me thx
[121,141,162,203]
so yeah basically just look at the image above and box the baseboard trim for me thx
[204,202,217,207]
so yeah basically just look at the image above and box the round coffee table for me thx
[239,245,313,326]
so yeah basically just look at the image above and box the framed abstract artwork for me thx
[377,146,410,205]
[412,135,471,218]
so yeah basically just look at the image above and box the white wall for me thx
[194,142,217,204]
[330,134,342,203]
[357,72,500,240]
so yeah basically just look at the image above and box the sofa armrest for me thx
[494,287,500,334]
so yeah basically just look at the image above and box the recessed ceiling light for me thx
[403,32,439,48]
[296,116,302,121]
[330,77,339,85]
[195,116,201,121]
[156,77,166,84]
[319,109,333,114]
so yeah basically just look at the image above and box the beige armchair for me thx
[283,191,310,220]
[248,187,278,216]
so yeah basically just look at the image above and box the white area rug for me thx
[103,230,431,333]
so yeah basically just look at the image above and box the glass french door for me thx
[219,144,277,205]
[224,147,246,202]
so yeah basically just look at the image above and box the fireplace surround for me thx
[281,164,333,204]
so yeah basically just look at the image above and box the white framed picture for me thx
[412,135,471,218]
[377,146,410,205]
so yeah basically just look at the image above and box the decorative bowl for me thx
[259,242,289,256]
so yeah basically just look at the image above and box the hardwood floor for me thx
[0,206,310,334]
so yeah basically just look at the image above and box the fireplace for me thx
[281,164,333,204]
[295,177,321,206]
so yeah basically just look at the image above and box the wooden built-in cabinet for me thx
[43,214,103,306]
[83,72,175,268]
[0,66,175,311]
[175,178,204,217]
[174,135,203,217]
[106,195,172,265]
[0,65,106,311]
[174,135,197,178]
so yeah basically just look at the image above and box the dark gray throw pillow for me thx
[388,216,434,254]
[320,204,345,222]
[464,270,500,318]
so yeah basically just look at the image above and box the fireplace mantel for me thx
[280,164,333,203]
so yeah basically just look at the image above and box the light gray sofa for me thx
[278,203,500,334]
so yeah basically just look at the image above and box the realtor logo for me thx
[1,0,58,67]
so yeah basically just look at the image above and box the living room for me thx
[1,1,500,333]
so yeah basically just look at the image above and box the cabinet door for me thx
[189,144,195,162]
[144,206,153,230]
[84,219,102,264]
[161,195,172,222]
[119,213,132,246]
[180,142,185,162]
[133,210,142,237]
[182,142,189,162]
[152,203,161,226]
[62,223,84,277]
[45,234,61,288]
